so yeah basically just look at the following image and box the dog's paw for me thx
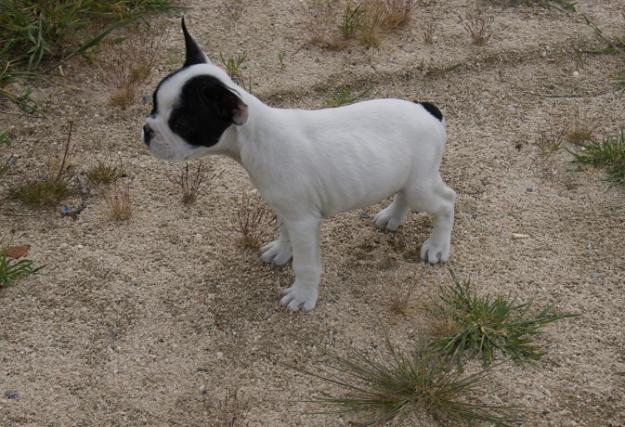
[420,237,450,264]
[374,207,404,232]
[280,282,318,312]
[260,240,292,265]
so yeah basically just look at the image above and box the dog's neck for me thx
[215,90,276,169]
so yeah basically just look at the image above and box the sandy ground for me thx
[1,0,625,425]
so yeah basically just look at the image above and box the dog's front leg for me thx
[279,216,321,312]
[260,216,292,265]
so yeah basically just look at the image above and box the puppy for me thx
[143,18,456,312]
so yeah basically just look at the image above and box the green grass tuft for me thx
[219,51,247,80]
[571,130,625,184]
[429,270,576,366]
[86,159,124,186]
[9,178,72,208]
[300,339,515,426]
[0,254,43,288]
[325,85,371,107]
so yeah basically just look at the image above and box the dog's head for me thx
[142,17,248,161]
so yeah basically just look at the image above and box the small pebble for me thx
[526,186,534,193]
[5,390,18,400]
[591,272,601,281]
[573,71,580,78]
[199,385,207,394]
[512,233,530,240]
[359,211,370,219]
[216,351,223,359]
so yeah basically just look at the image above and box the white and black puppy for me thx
[143,18,456,312]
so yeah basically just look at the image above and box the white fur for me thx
[144,63,456,312]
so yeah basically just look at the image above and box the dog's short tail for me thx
[415,101,444,125]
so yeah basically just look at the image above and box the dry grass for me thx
[232,192,275,250]
[308,0,414,48]
[422,20,436,44]
[86,157,125,186]
[169,162,220,205]
[8,122,74,208]
[105,183,132,221]
[535,128,566,155]
[564,109,595,145]
[101,25,164,109]
[463,10,493,46]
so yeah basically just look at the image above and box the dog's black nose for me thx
[143,124,154,146]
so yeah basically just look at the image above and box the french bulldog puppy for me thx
[143,18,456,312]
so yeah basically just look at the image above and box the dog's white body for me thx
[145,51,455,312]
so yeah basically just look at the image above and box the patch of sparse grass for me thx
[0,0,175,69]
[233,192,275,250]
[170,162,219,205]
[564,109,595,145]
[86,158,125,186]
[571,130,625,184]
[428,270,576,366]
[388,281,417,316]
[325,85,371,107]
[0,60,38,114]
[309,0,413,49]
[8,122,74,208]
[219,51,247,80]
[536,129,565,155]
[463,10,493,46]
[103,24,163,109]
[105,183,132,221]
[300,339,515,426]
[339,1,365,39]
[0,254,43,288]
[0,1,174,112]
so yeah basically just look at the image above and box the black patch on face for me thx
[168,75,242,147]
[415,101,443,122]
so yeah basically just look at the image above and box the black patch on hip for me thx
[416,101,443,122]
[168,75,239,147]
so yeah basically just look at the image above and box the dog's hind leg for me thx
[260,215,292,265]
[374,192,409,231]
[405,176,456,264]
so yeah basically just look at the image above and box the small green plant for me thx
[325,85,371,107]
[0,61,38,114]
[429,270,576,366]
[0,254,43,288]
[571,130,625,184]
[300,339,514,426]
[9,122,74,208]
[463,10,493,46]
[0,130,9,145]
[339,1,364,39]
[219,51,247,79]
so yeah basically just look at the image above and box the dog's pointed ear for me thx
[182,16,208,67]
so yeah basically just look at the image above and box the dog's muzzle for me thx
[142,124,154,146]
